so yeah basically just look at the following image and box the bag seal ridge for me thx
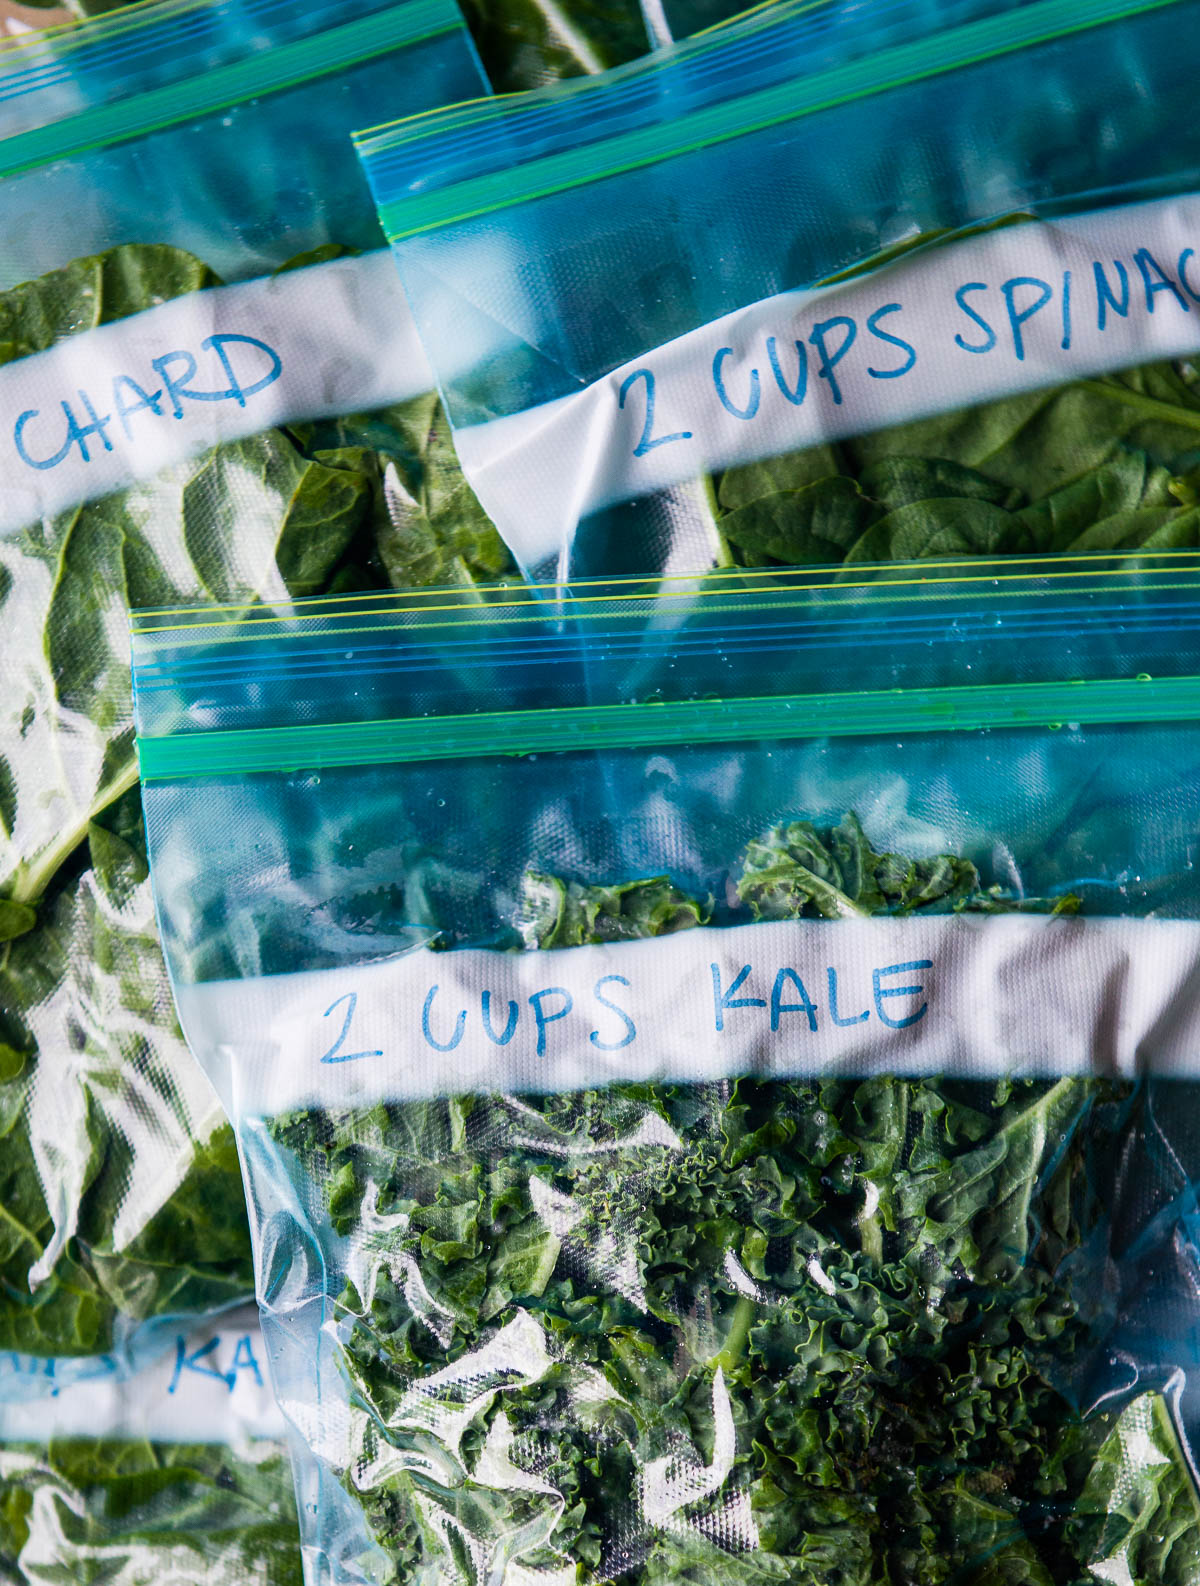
[125,550,1200,631]
[354,0,948,191]
[363,0,1183,239]
[134,672,1200,780]
[0,0,303,101]
[0,0,460,181]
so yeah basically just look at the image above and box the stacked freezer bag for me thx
[7,0,745,113]
[460,0,1003,91]
[0,0,500,1375]
[356,0,1200,580]
[133,557,1200,1584]
[9,0,658,96]
[0,1310,301,1582]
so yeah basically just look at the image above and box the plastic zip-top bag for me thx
[357,0,1200,580]
[0,0,503,1370]
[0,1309,299,1583]
[134,556,1200,1584]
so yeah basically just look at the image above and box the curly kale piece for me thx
[269,818,1185,1584]
[737,812,1078,920]
[517,871,710,947]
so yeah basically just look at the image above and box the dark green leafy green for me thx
[268,816,1176,1584]
[0,244,511,918]
[460,0,653,91]
[0,242,512,1356]
[1068,1391,1200,1585]
[714,359,1200,569]
[0,245,218,363]
[287,388,513,592]
[517,870,710,946]
[0,1435,301,1584]
[735,812,1079,921]
[0,823,251,1356]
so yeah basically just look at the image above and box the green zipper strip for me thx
[137,673,1196,781]
[375,0,1179,240]
[2,0,213,69]
[0,0,456,181]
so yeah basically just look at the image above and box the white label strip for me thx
[0,1312,284,1443]
[176,914,1200,1118]
[0,248,430,534]
[452,191,1200,567]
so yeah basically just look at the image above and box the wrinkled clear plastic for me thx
[135,561,1200,1584]
[0,1310,300,1584]
[358,0,1200,579]
[0,0,494,1372]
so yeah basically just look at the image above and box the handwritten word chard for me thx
[267,817,1182,1585]
[13,332,282,472]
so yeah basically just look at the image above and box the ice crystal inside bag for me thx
[134,559,1200,1584]
[357,0,1200,580]
[0,0,502,1366]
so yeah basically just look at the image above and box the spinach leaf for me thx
[713,356,1200,569]
[715,475,877,565]
[268,816,1172,1584]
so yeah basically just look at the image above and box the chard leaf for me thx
[2,248,509,916]
[0,241,510,1354]
[0,245,217,367]
[178,434,373,602]
[0,858,252,1355]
